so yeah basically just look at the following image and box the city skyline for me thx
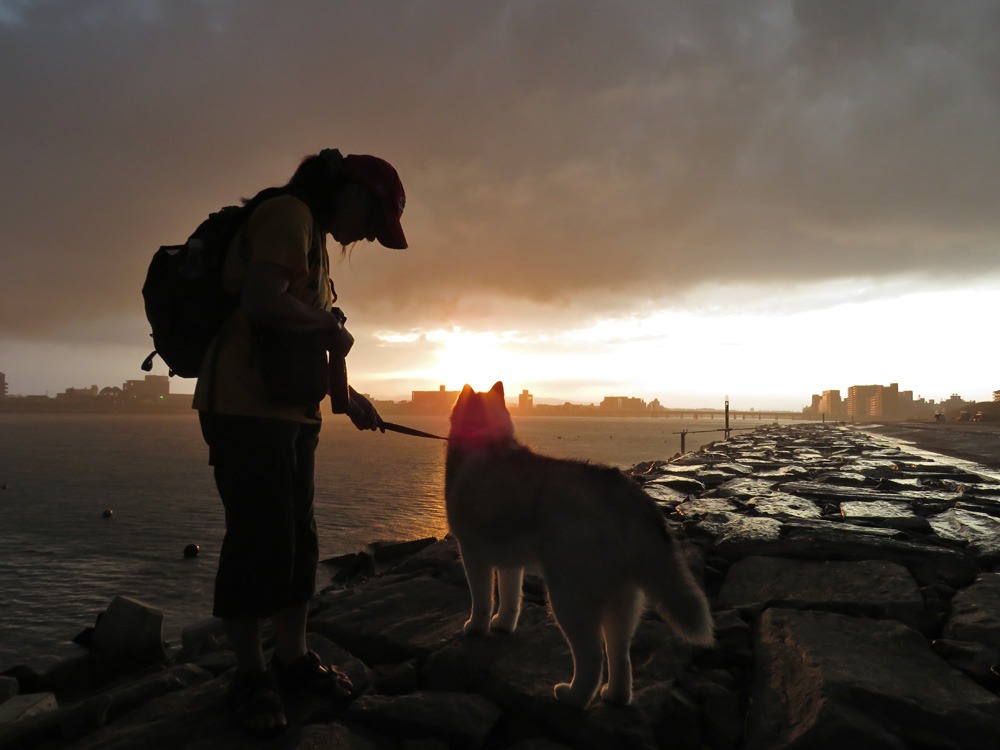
[1,370,991,417]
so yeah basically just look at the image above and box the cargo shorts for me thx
[199,411,321,619]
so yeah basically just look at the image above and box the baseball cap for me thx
[341,154,407,249]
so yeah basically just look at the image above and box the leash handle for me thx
[380,421,449,441]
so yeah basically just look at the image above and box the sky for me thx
[1,0,999,410]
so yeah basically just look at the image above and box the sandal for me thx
[272,650,355,699]
[228,670,287,736]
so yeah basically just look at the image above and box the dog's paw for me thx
[601,683,632,707]
[463,618,489,636]
[553,683,589,708]
[490,613,518,633]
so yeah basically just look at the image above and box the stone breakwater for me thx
[2,424,1000,749]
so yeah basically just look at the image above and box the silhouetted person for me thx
[193,149,406,734]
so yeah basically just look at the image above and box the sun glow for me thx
[423,328,521,390]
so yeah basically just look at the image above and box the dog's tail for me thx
[630,497,715,646]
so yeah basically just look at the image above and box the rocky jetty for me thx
[3,424,1000,749]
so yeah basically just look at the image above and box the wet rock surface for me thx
[3,424,1000,749]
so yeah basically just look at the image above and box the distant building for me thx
[55,385,99,402]
[994,390,1000,403]
[0,372,7,399]
[123,375,170,403]
[867,382,900,419]
[600,396,647,412]
[846,385,881,419]
[410,385,460,414]
[518,389,533,412]
[817,389,843,418]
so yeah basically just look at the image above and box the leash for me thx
[380,421,449,441]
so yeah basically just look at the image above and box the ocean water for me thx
[0,411,770,670]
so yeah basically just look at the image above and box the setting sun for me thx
[422,328,521,390]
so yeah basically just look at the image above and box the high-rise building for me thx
[817,390,843,418]
[0,372,7,399]
[847,385,881,419]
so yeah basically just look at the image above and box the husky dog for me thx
[445,382,714,708]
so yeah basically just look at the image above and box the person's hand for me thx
[326,321,355,357]
[346,388,384,432]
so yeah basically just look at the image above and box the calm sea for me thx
[0,411,771,670]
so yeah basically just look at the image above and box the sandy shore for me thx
[857,421,1000,470]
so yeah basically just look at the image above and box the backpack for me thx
[140,205,249,377]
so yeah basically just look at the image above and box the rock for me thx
[0,666,39,695]
[308,574,469,664]
[639,481,688,506]
[274,722,381,750]
[180,617,226,652]
[369,537,439,569]
[320,551,376,586]
[756,464,810,480]
[0,675,17,702]
[422,606,693,750]
[928,508,1000,565]
[375,537,467,587]
[348,691,501,749]
[711,516,979,588]
[747,608,1000,750]
[943,572,1000,648]
[814,471,869,486]
[670,451,733,466]
[716,556,932,632]
[0,692,58,725]
[931,639,1000,689]
[676,497,739,518]
[839,499,915,519]
[746,492,822,519]
[91,596,167,662]
[642,473,706,495]
[712,477,777,498]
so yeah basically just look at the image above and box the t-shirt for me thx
[192,194,335,423]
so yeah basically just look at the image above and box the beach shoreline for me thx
[856,421,1000,470]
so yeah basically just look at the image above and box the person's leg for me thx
[269,422,352,698]
[200,412,294,732]
[271,601,309,664]
[225,617,267,674]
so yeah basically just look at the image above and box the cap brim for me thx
[376,208,407,250]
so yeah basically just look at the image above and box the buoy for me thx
[102,509,114,518]
[183,544,200,558]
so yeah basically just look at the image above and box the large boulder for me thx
[716,556,931,632]
[308,574,469,664]
[943,572,1000,648]
[91,596,166,661]
[747,608,1000,749]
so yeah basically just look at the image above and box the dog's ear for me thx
[489,381,505,400]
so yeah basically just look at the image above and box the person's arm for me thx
[244,259,381,430]
[241,260,353,352]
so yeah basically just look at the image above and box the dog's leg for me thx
[548,585,604,708]
[492,567,524,632]
[601,585,642,706]
[459,549,494,635]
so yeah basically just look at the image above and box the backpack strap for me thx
[204,225,251,413]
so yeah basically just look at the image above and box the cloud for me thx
[1,0,999,348]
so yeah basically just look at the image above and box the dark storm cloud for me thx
[1,0,998,339]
